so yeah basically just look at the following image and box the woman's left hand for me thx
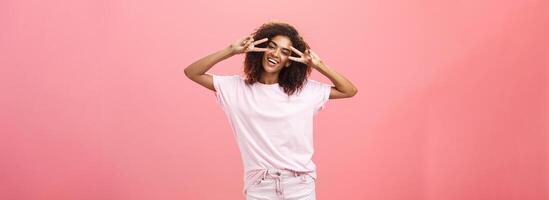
[289,47,323,69]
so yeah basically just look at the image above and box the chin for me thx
[262,61,281,73]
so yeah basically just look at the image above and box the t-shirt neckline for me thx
[255,81,279,88]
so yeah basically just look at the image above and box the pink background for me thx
[1,0,548,199]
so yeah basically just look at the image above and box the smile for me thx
[267,57,279,65]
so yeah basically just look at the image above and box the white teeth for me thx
[268,58,278,64]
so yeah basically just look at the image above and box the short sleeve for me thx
[209,73,239,110]
[309,80,332,114]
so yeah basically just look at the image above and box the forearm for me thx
[184,46,235,77]
[315,62,358,95]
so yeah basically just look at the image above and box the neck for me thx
[260,71,279,84]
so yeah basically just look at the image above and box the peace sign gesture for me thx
[288,47,323,68]
[229,36,269,54]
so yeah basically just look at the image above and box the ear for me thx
[285,62,291,67]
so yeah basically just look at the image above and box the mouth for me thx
[266,56,279,66]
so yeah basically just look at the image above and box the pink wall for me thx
[1,0,547,199]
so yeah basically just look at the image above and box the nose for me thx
[273,48,281,57]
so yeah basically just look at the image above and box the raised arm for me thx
[183,36,268,91]
[289,47,358,99]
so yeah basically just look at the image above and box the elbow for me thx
[183,67,192,78]
[348,88,358,97]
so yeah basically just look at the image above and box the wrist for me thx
[314,61,326,69]
[225,46,237,56]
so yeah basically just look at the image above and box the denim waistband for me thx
[245,168,313,199]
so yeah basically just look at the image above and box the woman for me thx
[184,21,357,200]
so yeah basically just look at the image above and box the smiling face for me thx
[262,35,293,74]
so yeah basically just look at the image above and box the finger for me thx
[241,36,252,43]
[243,39,253,47]
[290,46,304,56]
[305,54,312,61]
[249,47,268,52]
[240,39,247,45]
[305,50,314,61]
[288,56,300,62]
[288,56,305,63]
[309,50,319,59]
[253,38,268,46]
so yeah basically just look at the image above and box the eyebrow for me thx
[270,41,291,52]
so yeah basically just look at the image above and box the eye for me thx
[282,50,290,56]
[268,42,276,49]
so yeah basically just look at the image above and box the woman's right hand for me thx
[229,36,269,54]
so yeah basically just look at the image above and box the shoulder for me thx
[210,74,243,83]
[306,79,323,85]
[305,79,332,89]
[210,73,240,80]
[304,79,332,99]
[208,73,245,92]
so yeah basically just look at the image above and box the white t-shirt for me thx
[210,73,332,194]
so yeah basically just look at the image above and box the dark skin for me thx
[184,35,358,99]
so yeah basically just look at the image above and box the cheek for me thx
[281,56,290,63]
[265,49,275,55]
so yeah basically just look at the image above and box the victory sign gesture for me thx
[288,47,323,69]
[229,36,269,54]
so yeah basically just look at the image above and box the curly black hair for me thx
[243,21,311,96]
